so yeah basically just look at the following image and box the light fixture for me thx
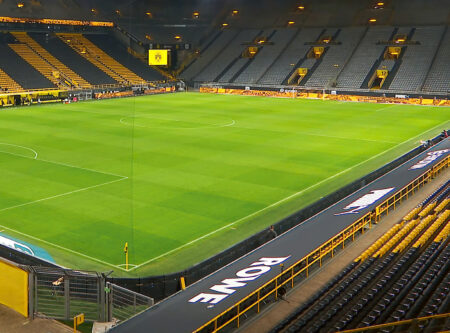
[17,2,24,8]
[287,20,295,26]
[192,11,199,19]
[369,18,377,23]
[297,5,305,10]
[146,11,153,18]
[232,10,239,16]
[222,23,229,27]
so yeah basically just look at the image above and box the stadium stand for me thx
[271,181,450,333]
[10,32,91,89]
[336,26,394,89]
[233,29,297,84]
[85,34,165,82]
[258,28,323,85]
[180,30,239,81]
[422,26,450,93]
[29,33,117,86]
[196,29,261,83]
[0,36,56,90]
[304,27,365,88]
[389,26,445,92]
[57,33,147,85]
[0,68,24,93]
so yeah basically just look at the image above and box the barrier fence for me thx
[27,266,153,323]
[193,155,449,332]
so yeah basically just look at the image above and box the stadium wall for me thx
[0,257,28,317]
[0,134,446,302]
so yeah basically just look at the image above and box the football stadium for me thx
[0,0,448,332]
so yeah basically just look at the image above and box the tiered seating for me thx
[11,32,91,89]
[337,26,394,89]
[8,43,62,87]
[29,33,116,86]
[0,68,24,92]
[0,41,54,90]
[271,181,450,333]
[389,26,445,91]
[181,30,238,81]
[422,27,450,93]
[57,34,146,85]
[195,29,261,82]
[234,29,297,84]
[304,27,365,88]
[258,28,322,85]
[85,34,165,82]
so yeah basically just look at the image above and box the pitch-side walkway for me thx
[239,169,449,333]
[0,304,73,333]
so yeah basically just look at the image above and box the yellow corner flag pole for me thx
[124,242,129,271]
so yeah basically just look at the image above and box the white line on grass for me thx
[129,119,449,271]
[297,132,396,144]
[0,177,127,214]
[0,223,126,271]
[0,177,129,271]
[0,143,38,159]
[0,150,127,179]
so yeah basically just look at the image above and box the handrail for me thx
[193,155,449,332]
[335,312,450,332]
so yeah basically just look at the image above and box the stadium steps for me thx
[419,25,447,92]
[85,34,166,82]
[57,33,145,85]
[422,25,450,93]
[180,30,241,81]
[196,29,262,83]
[178,30,222,76]
[257,28,323,85]
[359,27,399,89]
[29,33,116,86]
[234,29,297,84]
[256,28,301,84]
[0,68,24,92]
[272,189,450,333]
[389,26,445,92]
[11,32,91,89]
[8,43,64,88]
[0,41,55,90]
[230,29,277,83]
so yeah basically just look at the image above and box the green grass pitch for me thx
[0,92,448,277]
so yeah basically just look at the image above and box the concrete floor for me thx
[0,304,73,333]
[240,169,449,333]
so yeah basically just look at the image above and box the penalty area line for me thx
[130,119,450,271]
[0,177,128,214]
[0,224,126,271]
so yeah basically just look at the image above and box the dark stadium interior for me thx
[0,0,448,332]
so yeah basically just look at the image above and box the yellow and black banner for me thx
[148,49,168,66]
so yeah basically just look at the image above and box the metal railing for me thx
[107,283,154,322]
[336,312,450,332]
[193,156,449,332]
[27,266,153,323]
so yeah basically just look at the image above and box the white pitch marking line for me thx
[117,264,138,268]
[0,177,127,214]
[297,132,397,144]
[120,116,236,130]
[130,119,450,271]
[0,223,126,271]
[0,150,127,179]
[0,142,38,159]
